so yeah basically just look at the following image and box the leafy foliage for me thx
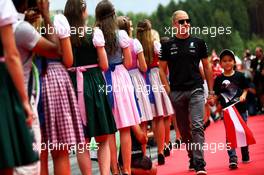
[112,0,264,57]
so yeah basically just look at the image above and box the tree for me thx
[246,35,264,52]
[230,31,244,58]
[102,0,263,57]
[246,0,264,37]
[203,9,233,52]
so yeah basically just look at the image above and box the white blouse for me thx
[92,27,105,47]
[133,38,143,54]
[118,30,130,48]
[154,40,161,55]
[53,14,71,39]
[0,0,18,27]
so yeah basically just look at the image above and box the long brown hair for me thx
[136,19,154,65]
[95,0,118,56]
[64,0,86,47]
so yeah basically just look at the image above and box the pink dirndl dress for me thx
[128,38,153,122]
[104,30,141,129]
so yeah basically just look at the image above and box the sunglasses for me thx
[178,19,191,25]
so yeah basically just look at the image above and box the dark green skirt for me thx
[69,67,117,138]
[0,63,38,169]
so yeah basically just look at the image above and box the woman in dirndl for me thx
[117,16,153,156]
[40,13,85,175]
[64,0,117,174]
[95,1,141,174]
[136,19,174,165]
[0,0,38,174]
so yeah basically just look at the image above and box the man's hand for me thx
[159,61,170,95]
[207,94,215,106]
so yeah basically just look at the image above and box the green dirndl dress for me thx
[69,34,117,138]
[70,67,117,138]
[0,63,38,169]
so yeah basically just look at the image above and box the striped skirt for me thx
[129,69,153,122]
[148,67,174,117]
[41,62,85,145]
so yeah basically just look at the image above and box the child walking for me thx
[213,49,250,169]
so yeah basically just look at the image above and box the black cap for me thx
[219,49,235,61]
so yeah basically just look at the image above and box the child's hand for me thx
[239,95,246,102]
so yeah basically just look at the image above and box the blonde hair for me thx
[151,29,160,42]
[136,19,154,66]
